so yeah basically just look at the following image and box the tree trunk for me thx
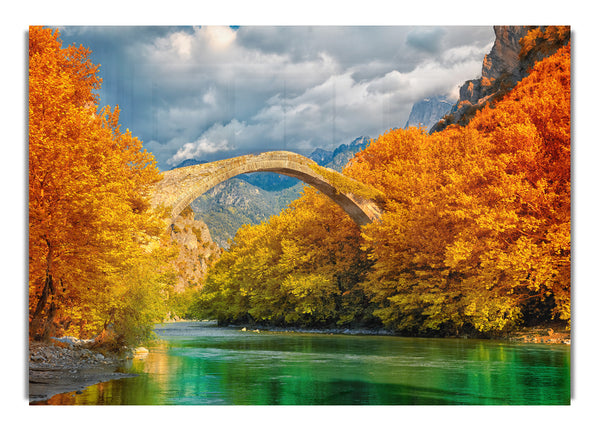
[41,301,57,341]
[29,240,55,340]
[30,273,54,339]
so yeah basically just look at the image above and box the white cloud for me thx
[61,26,496,169]
[164,39,490,167]
[367,70,407,95]
[202,87,217,106]
[442,42,493,65]
[197,26,237,51]
[169,31,193,60]
[167,135,234,166]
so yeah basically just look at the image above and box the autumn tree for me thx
[29,26,169,344]
[191,27,570,337]
[345,41,571,334]
[191,186,374,328]
[454,42,571,328]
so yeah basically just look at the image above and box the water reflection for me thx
[42,321,570,405]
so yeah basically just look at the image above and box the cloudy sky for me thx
[57,26,495,170]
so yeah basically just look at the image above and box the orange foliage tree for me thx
[192,186,374,327]
[29,27,168,343]
[346,42,570,334]
[191,28,570,336]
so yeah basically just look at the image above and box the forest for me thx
[28,26,180,348]
[29,26,570,347]
[191,32,571,337]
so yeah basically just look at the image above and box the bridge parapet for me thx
[150,151,383,227]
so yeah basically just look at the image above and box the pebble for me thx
[29,341,124,371]
[132,347,149,359]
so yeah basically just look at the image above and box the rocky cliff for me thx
[170,207,221,292]
[431,25,570,132]
[404,95,454,130]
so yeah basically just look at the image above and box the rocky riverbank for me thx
[508,327,571,344]
[29,323,570,404]
[234,324,571,344]
[29,338,138,404]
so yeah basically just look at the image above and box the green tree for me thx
[192,186,372,328]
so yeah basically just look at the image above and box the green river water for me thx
[42,321,570,405]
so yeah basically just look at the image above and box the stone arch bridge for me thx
[150,151,383,227]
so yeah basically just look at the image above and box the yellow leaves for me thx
[546,222,571,254]
[283,273,338,319]
[194,32,571,335]
[463,294,521,333]
[29,27,168,340]
[279,239,312,270]
[520,26,570,62]
[195,181,368,326]
[342,43,572,334]
[444,239,475,269]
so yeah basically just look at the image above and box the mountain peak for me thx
[431,26,570,133]
[404,96,454,130]
[308,148,334,165]
[307,136,371,172]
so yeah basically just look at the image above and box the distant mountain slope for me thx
[236,172,300,191]
[173,159,208,169]
[184,136,371,248]
[404,95,454,131]
[189,178,302,248]
[327,136,372,171]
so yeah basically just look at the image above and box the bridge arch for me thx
[150,151,383,227]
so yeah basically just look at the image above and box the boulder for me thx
[133,347,149,357]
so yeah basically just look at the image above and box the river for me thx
[41,321,570,405]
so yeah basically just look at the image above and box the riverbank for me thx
[508,326,571,344]
[29,322,570,403]
[42,320,571,405]
[238,325,395,336]
[28,339,138,404]
[231,323,571,344]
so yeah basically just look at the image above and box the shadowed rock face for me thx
[431,25,569,133]
[150,151,383,227]
[405,95,454,131]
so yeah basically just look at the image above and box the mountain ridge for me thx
[404,95,454,130]
[431,25,570,132]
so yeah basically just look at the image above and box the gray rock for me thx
[431,25,569,133]
[405,96,454,130]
